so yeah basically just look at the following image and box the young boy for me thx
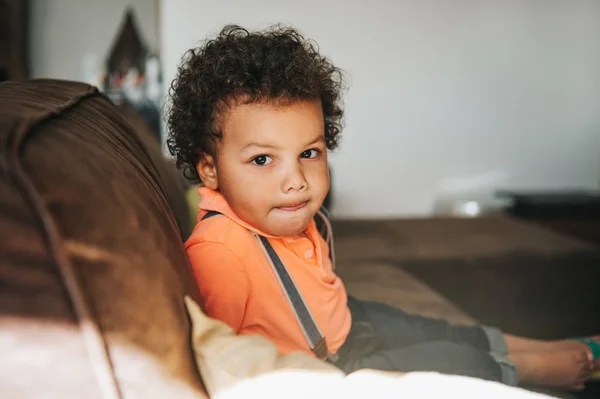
[168,24,599,391]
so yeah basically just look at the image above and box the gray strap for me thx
[201,211,221,220]
[254,234,329,359]
[315,207,335,270]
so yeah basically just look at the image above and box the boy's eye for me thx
[251,155,273,166]
[300,149,319,159]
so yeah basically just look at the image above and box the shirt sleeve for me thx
[186,241,250,332]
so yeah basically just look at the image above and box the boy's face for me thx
[197,99,330,237]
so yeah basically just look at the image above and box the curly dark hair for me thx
[166,24,346,183]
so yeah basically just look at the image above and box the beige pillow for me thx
[184,296,342,396]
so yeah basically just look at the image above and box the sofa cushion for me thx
[0,79,205,398]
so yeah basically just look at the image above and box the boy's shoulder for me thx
[185,213,255,251]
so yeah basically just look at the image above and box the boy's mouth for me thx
[277,201,308,212]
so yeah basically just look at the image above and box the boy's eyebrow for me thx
[306,136,326,146]
[241,136,325,151]
[241,142,279,151]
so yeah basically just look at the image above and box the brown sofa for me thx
[1,79,207,398]
[1,79,586,399]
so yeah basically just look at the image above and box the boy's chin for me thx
[267,218,311,237]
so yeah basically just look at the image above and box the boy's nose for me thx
[282,165,308,193]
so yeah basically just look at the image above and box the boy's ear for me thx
[196,153,218,190]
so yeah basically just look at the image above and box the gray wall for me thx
[162,0,600,218]
[30,0,159,81]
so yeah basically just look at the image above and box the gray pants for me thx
[329,297,517,386]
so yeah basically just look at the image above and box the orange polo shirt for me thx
[185,187,351,356]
